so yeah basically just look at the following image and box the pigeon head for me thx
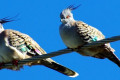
[60,5,80,24]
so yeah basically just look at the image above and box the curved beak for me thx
[60,19,64,22]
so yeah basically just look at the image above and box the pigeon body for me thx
[59,5,120,67]
[0,18,78,77]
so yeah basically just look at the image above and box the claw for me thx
[12,60,18,66]
[0,63,4,69]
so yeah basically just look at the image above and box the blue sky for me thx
[0,0,120,80]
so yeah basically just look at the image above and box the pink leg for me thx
[12,60,18,66]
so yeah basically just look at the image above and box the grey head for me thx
[60,5,81,24]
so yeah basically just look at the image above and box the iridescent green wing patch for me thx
[17,44,30,52]
[92,36,98,41]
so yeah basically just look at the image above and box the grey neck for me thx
[0,23,4,33]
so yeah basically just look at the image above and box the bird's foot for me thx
[12,60,18,66]
[0,63,5,69]
[67,47,74,50]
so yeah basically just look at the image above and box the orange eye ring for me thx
[66,15,70,18]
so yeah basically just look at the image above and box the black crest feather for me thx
[0,14,20,24]
[67,4,81,10]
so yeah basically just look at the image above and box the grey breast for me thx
[59,24,84,48]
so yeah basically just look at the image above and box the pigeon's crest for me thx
[67,5,81,10]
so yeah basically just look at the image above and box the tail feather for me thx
[103,52,120,67]
[41,58,78,77]
[101,47,120,67]
[92,45,120,67]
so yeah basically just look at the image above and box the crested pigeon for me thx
[0,18,78,77]
[59,5,120,67]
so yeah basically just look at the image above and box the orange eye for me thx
[66,15,70,18]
